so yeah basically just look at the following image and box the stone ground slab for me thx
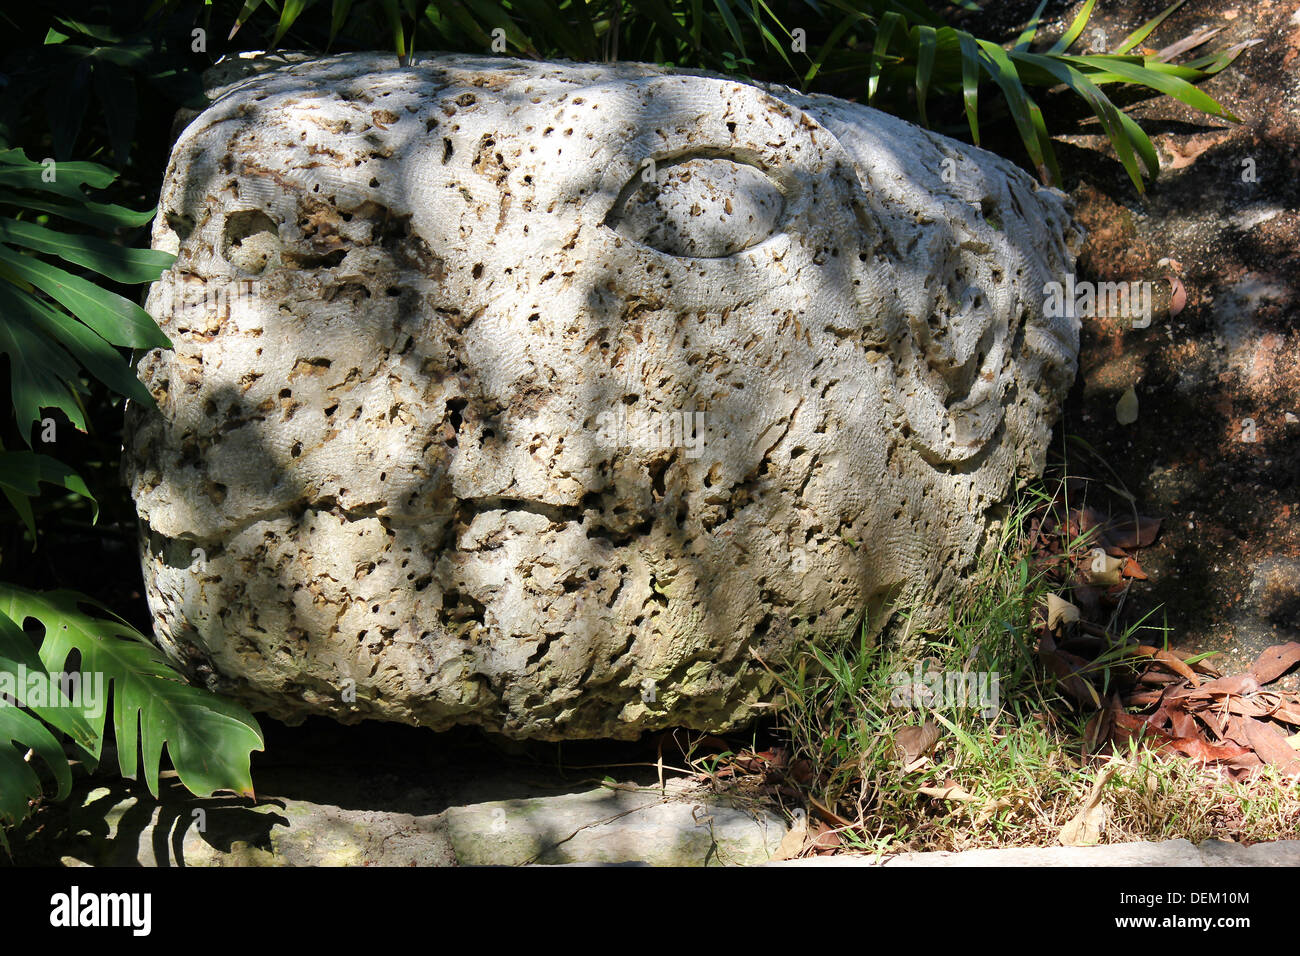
[4,724,784,867]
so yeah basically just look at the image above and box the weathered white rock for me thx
[125,52,1081,739]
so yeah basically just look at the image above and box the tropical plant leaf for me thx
[0,610,98,750]
[743,0,797,79]
[0,217,173,284]
[868,11,905,104]
[328,0,355,45]
[1024,88,1061,188]
[0,448,97,538]
[91,61,137,167]
[272,0,313,46]
[0,586,264,800]
[1009,50,1147,192]
[0,190,158,231]
[1181,39,1259,76]
[378,0,410,60]
[0,283,155,408]
[955,28,982,145]
[714,0,749,59]
[806,11,864,86]
[0,306,89,436]
[977,38,1052,184]
[0,151,118,202]
[43,59,91,161]
[0,244,170,350]
[1064,54,1239,121]
[0,706,72,826]
[229,0,272,40]
[914,24,937,127]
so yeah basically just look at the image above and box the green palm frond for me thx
[0,144,171,535]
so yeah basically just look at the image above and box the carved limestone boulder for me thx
[125,52,1081,739]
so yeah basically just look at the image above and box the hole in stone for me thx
[221,209,279,273]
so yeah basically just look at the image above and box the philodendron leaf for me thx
[0,611,98,751]
[0,706,73,825]
[0,586,263,800]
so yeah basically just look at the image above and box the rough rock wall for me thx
[124,52,1081,739]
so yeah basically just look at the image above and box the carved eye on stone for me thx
[604,154,784,258]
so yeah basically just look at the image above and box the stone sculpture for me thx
[125,52,1081,739]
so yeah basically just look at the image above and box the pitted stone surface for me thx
[125,52,1081,739]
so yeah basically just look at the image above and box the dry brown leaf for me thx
[1269,702,1300,726]
[1220,693,1280,719]
[1059,764,1116,846]
[807,794,854,829]
[1240,720,1300,776]
[1250,642,1300,685]
[1176,673,1260,700]
[1222,751,1265,780]
[1137,670,1181,686]
[1045,593,1081,629]
[1121,557,1149,580]
[1084,708,1112,756]
[771,809,809,861]
[1167,708,1198,739]
[974,796,1015,827]
[894,720,942,767]
[788,758,815,784]
[918,782,978,803]
[1110,711,1176,747]
[1166,737,1252,763]
[1190,657,1221,678]
[1124,689,1165,708]
[1136,645,1199,687]
[1156,25,1221,61]
[808,820,843,853]
[1039,633,1102,709]
[1223,715,1257,749]
[1070,584,1104,618]
[1084,549,1125,587]
[1106,515,1162,549]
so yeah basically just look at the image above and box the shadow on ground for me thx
[3,717,784,866]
